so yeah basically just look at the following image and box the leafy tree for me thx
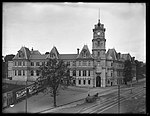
[135,60,146,82]
[123,60,133,85]
[37,58,70,107]
[135,60,140,82]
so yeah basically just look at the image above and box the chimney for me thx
[132,57,135,61]
[118,52,121,59]
[77,48,80,54]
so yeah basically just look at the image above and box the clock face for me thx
[97,32,100,35]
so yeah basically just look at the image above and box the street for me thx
[3,78,146,113]
[43,79,146,113]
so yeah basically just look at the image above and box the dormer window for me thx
[50,53,55,58]
[18,51,24,57]
[83,50,86,58]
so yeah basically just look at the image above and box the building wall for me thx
[8,61,13,78]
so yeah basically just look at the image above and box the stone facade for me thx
[10,18,136,87]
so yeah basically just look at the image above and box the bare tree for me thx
[37,59,70,107]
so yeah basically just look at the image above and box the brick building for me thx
[9,18,136,87]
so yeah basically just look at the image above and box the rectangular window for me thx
[79,80,81,84]
[88,80,90,85]
[73,70,76,76]
[83,70,86,76]
[79,61,81,66]
[18,62,21,66]
[111,72,113,77]
[18,70,21,76]
[79,70,81,76]
[23,70,25,76]
[88,61,91,66]
[83,61,87,66]
[98,52,100,57]
[73,80,76,84]
[15,70,17,76]
[31,62,34,66]
[36,62,40,66]
[23,61,25,66]
[73,61,76,66]
[88,70,90,76]
[14,62,17,66]
[83,80,86,85]
[36,70,40,76]
[111,62,113,66]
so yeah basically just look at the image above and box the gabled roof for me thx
[46,46,59,59]
[106,48,118,60]
[121,53,132,61]
[76,45,93,59]
[59,54,77,60]
[13,47,31,60]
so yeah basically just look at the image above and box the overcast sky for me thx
[3,2,146,62]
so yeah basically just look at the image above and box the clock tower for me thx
[92,17,107,87]
[92,19,106,58]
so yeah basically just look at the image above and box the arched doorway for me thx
[96,76,101,87]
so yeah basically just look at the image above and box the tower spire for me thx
[98,8,100,23]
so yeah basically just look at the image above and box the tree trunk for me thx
[53,91,57,107]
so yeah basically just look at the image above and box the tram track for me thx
[80,86,145,113]
[39,81,145,113]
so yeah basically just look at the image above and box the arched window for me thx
[73,70,76,76]
[31,70,34,76]
[98,41,100,46]
[83,50,86,58]
[98,52,100,57]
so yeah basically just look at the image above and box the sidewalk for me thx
[3,78,145,113]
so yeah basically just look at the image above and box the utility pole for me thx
[130,80,133,94]
[118,79,120,113]
[25,79,28,113]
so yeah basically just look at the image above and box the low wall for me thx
[3,79,34,86]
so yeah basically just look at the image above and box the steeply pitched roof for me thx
[24,47,31,59]
[76,45,93,59]
[47,46,60,59]
[13,47,31,60]
[106,48,118,60]
[59,54,77,60]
